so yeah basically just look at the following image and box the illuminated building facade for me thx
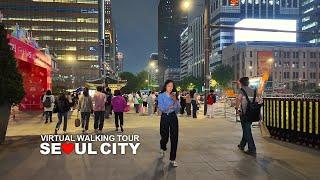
[300,0,320,44]
[210,0,300,69]
[0,0,117,88]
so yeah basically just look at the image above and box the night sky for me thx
[112,0,159,73]
[112,0,203,73]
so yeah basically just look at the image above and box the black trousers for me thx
[160,113,179,161]
[81,112,90,130]
[191,100,197,118]
[94,111,105,130]
[56,112,68,131]
[186,103,191,116]
[45,111,53,122]
[180,104,186,115]
[114,112,124,128]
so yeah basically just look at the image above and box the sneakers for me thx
[159,149,165,158]
[170,161,178,167]
[115,128,119,132]
[120,126,124,132]
[237,145,244,151]
[244,150,257,156]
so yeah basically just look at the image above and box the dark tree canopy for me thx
[211,64,234,89]
[0,23,24,105]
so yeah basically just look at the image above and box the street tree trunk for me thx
[0,104,11,144]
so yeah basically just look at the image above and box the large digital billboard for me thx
[234,19,297,42]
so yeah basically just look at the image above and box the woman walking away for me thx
[78,87,93,134]
[190,89,198,118]
[207,90,216,119]
[133,92,140,113]
[147,91,155,116]
[111,90,127,132]
[158,80,180,167]
[55,93,71,134]
[42,90,55,124]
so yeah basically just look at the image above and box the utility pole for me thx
[98,0,105,78]
[204,0,210,115]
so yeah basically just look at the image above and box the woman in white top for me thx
[42,90,55,123]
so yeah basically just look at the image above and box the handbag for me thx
[124,104,130,112]
[75,111,81,127]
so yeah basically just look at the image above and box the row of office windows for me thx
[282,72,319,79]
[56,55,98,61]
[32,0,98,4]
[7,26,98,33]
[3,17,98,23]
[37,36,98,42]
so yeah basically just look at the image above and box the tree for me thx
[211,64,234,89]
[177,76,202,91]
[0,24,25,144]
[136,70,149,90]
[119,72,138,93]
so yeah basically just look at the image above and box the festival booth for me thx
[8,34,52,110]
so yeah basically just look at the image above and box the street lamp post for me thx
[203,0,210,115]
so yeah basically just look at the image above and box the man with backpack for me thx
[42,90,55,124]
[235,77,261,156]
[207,90,216,119]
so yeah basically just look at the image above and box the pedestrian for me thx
[190,89,198,118]
[78,87,93,134]
[158,80,180,167]
[93,86,106,134]
[179,91,186,116]
[154,93,159,114]
[147,91,155,116]
[111,90,127,132]
[185,92,191,117]
[40,90,46,120]
[54,93,71,134]
[133,92,141,113]
[235,77,257,155]
[142,92,148,115]
[42,90,55,124]
[104,88,112,119]
[207,90,216,119]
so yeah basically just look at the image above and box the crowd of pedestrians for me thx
[39,76,260,167]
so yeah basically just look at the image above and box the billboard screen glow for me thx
[234,19,297,42]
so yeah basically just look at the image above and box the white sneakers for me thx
[170,161,178,167]
[159,150,178,167]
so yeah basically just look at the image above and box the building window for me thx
[303,52,306,58]
[250,51,253,57]
[303,72,306,79]
[250,61,252,66]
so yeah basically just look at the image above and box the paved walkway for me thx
[1,103,320,180]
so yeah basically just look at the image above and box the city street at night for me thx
[1,104,320,180]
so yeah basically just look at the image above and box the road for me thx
[1,103,320,180]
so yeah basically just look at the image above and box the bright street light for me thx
[149,61,156,68]
[181,0,191,11]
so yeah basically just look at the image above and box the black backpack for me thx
[43,96,52,108]
[240,88,261,122]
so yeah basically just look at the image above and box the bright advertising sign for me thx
[234,19,297,42]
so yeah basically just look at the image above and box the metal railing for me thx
[263,97,319,147]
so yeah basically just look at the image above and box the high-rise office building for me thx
[210,0,300,69]
[158,0,187,83]
[300,0,320,44]
[0,0,117,88]
[180,27,191,80]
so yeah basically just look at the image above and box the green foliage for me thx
[119,72,139,93]
[119,70,157,93]
[136,70,149,90]
[0,24,25,105]
[211,64,234,89]
[177,76,202,91]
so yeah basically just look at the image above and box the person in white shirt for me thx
[42,90,55,123]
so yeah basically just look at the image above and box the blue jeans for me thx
[81,112,91,130]
[239,119,256,152]
[56,112,68,131]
